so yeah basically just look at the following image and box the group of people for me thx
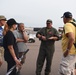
[36,11,76,75]
[0,17,28,75]
[0,11,76,75]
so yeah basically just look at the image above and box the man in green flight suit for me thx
[36,19,59,75]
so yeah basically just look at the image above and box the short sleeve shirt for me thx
[3,30,18,61]
[0,26,3,46]
[13,30,27,52]
[62,21,76,54]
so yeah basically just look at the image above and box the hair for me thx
[66,17,72,21]
[8,24,13,29]
[18,23,24,28]
[3,24,9,35]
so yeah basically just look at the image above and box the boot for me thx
[36,72,41,75]
[45,72,50,75]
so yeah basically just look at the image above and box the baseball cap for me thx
[7,18,18,26]
[46,19,52,23]
[0,15,7,21]
[61,12,72,18]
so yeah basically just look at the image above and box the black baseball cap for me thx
[46,19,52,23]
[7,18,18,26]
[61,11,72,18]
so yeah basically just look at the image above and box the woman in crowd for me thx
[3,18,21,75]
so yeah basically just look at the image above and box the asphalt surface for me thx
[0,38,62,75]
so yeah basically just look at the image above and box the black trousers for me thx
[6,59,16,75]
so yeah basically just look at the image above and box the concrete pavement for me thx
[0,38,62,75]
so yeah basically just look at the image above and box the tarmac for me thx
[0,38,62,75]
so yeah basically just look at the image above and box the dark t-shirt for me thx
[3,30,18,61]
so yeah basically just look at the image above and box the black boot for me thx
[36,72,41,75]
[45,72,50,75]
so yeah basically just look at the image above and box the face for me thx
[46,23,52,28]
[18,23,25,31]
[63,17,69,24]
[13,24,17,30]
[0,20,6,26]
[63,17,66,24]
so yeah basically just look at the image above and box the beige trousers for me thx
[0,47,4,67]
[59,55,76,75]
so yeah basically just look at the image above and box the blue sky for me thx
[0,0,76,29]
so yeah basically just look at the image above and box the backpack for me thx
[70,22,76,48]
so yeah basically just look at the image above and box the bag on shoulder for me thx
[70,22,76,48]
